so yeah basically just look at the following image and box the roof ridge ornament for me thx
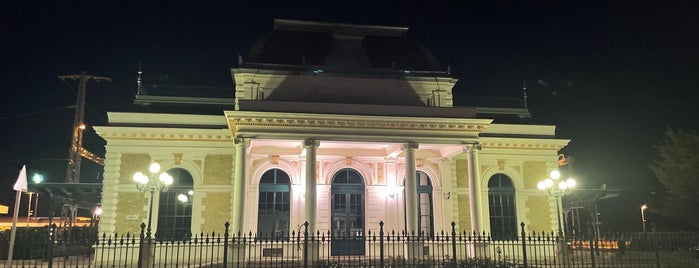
[137,61,143,95]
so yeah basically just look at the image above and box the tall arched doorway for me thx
[257,168,291,237]
[404,171,434,237]
[330,168,365,256]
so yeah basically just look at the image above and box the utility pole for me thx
[57,71,110,230]
[58,71,110,183]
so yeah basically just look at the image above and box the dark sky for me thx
[1,1,698,231]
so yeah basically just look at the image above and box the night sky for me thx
[2,1,698,231]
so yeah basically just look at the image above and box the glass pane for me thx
[347,171,362,184]
[488,192,516,239]
[334,171,348,184]
[417,171,431,185]
[276,171,290,184]
[260,170,275,184]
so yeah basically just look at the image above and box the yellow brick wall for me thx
[115,192,148,234]
[522,161,547,189]
[119,154,151,184]
[457,195,471,232]
[200,192,232,232]
[204,154,233,185]
[525,196,551,232]
[455,159,468,188]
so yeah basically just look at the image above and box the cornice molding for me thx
[107,112,227,126]
[226,111,491,134]
[479,138,569,151]
[95,127,233,142]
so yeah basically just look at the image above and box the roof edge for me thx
[274,19,409,37]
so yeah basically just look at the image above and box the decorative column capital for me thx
[402,142,419,150]
[234,137,250,147]
[463,142,482,153]
[304,139,320,148]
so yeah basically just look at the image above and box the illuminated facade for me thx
[95,19,568,256]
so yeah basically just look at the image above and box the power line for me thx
[0,105,74,120]
[60,76,109,122]
[0,158,68,162]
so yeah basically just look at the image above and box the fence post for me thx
[137,222,146,268]
[652,223,660,268]
[223,222,230,268]
[303,221,309,268]
[588,223,596,268]
[451,221,457,265]
[47,223,57,268]
[520,222,527,268]
[379,221,385,268]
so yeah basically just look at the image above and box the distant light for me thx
[188,190,194,195]
[313,69,324,74]
[94,207,103,216]
[32,173,44,184]
[404,70,411,74]
[78,124,86,130]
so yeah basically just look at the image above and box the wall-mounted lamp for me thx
[444,192,451,200]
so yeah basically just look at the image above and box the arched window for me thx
[488,173,516,240]
[331,168,365,256]
[257,168,291,237]
[404,171,434,236]
[156,168,193,240]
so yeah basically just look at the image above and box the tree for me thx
[649,128,699,228]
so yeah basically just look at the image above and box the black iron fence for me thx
[2,221,698,267]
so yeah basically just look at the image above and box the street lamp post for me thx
[133,163,173,240]
[537,170,576,236]
[641,204,647,233]
[134,163,172,268]
[30,174,44,222]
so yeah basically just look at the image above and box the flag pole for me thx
[6,190,22,267]
[7,165,28,267]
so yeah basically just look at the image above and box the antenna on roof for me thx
[238,54,244,66]
[522,79,529,109]
[137,62,143,95]
[446,65,451,75]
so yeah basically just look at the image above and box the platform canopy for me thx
[28,182,102,209]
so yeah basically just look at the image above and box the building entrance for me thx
[330,169,365,256]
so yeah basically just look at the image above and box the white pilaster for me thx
[231,137,249,232]
[403,142,419,234]
[465,143,483,233]
[304,139,320,233]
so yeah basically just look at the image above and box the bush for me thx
[0,226,98,260]
[0,227,50,260]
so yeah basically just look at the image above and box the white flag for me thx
[13,165,27,192]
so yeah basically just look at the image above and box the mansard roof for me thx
[245,19,442,72]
